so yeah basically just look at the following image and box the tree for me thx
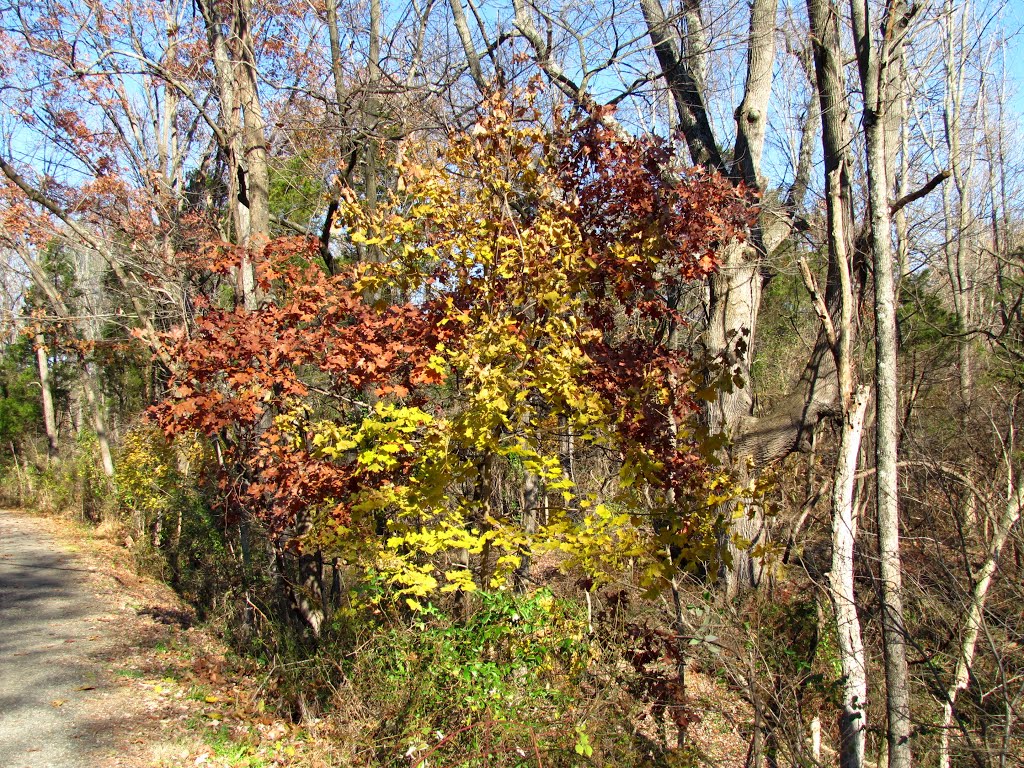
[804,3,869,763]
[850,0,914,764]
[152,95,752,626]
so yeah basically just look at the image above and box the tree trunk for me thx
[940,0,977,415]
[812,3,868,755]
[731,0,778,187]
[197,0,269,310]
[703,241,766,596]
[870,77,913,768]
[295,510,326,637]
[831,385,870,768]
[82,364,114,478]
[852,1,913,764]
[636,0,724,171]
[513,468,540,592]
[34,332,59,462]
[364,0,382,219]
[449,0,485,89]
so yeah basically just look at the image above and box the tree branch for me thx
[0,155,173,367]
[798,256,838,351]
[890,169,950,215]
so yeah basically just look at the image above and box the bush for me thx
[115,426,239,613]
[1,431,114,520]
[280,588,687,767]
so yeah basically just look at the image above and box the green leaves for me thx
[573,725,594,757]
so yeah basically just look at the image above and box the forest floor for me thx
[0,508,332,768]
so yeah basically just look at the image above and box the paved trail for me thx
[0,509,165,768]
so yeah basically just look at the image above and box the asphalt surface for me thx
[0,509,127,767]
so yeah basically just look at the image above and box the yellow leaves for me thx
[310,422,356,459]
[441,569,477,594]
[273,401,311,450]
[311,403,432,468]
[386,522,484,557]
[376,552,439,599]
[117,426,204,518]
[365,509,538,609]
[349,230,385,246]
[305,95,741,614]
[540,502,646,586]
[620,449,663,489]
[703,470,755,512]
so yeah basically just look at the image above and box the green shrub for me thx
[323,589,652,766]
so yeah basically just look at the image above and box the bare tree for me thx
[850,0,914,764]
[194,0,270,309]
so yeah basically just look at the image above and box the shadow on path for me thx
[0,511,156,768]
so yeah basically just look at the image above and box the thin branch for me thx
[798,256,838,351]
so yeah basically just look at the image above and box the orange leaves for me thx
[151,236,444,533]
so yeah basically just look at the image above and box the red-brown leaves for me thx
[151,237,441,532]
[557,120,755,302]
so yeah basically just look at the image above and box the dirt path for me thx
[0,509,201,767]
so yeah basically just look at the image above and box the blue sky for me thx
[1005,0,1024,114]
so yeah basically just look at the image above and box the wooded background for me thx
[1,0,1022,765]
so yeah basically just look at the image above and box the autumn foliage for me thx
[152,94,752,608]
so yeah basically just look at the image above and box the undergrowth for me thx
[5,433,707,767]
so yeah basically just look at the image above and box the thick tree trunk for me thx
[706,243,760,440]
[325,0,349,123]
[731,0,778,187]
[639,0,852,594]
[636,0,723,171]
[702,241,766,595]
[197,0,269,310]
